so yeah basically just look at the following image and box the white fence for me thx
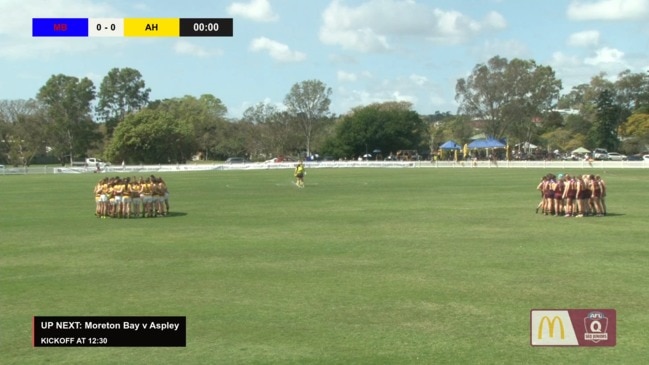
[1,160,648,175]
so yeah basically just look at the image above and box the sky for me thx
[0,0,648,119]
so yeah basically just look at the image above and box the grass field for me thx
[1,167,648,364]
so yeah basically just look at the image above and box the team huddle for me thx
[93,175,169,218]
[536,173,606,217]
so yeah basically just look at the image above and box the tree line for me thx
[1,56,649,166]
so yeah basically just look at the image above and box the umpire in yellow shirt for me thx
[294,160,305,188]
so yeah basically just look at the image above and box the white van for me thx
[592,148,609,160]
[85,158,109,167]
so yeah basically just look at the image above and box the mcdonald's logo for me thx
[538,316,564,339]
[530,310,578,346]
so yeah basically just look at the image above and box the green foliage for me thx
[242,103,302,158]
[559,70,649,153]
[106,108,195,163]
[0,99,48,166]
[149,95,228,160]
[425,114,472,151]
[323,101,425,158]
[541,128,585,152]
[564,114,590,135]
[589,90,623,150]
[36,74,99,164]
[15,66,649,163]
[620,110,649,138]
[614,69,649,111]
[619,109,649,153]
[96,67,151,135]
[455,56,561,140]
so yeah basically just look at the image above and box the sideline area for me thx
[1,159,648,175]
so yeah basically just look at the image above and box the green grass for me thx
[1,168,648,364]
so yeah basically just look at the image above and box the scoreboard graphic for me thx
[32,18,233,37]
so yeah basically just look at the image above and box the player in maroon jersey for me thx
[562,174,576,217]
[589,174,604,217]
[552,174,565,216]
[543,174,556,216]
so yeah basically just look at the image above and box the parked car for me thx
[562,154,579,161]
[644,155,649,161]
[627,154,643,161]
[225,157,248,164]
[606,152,627,161]
[264,156,297,163]
[592,148,609,160]
[275,156,297,163]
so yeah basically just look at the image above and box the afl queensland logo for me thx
[584,311,608,343]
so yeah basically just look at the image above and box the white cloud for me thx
[567,0,649,20]
[249,37,306,62]
[584,47,626,65]
[551,48,638,94]
[174,40,222,58]
[567,30,600,47]
[227,0,278,22]
[474,39,529,60]
[409,74,428,86]
[334,72,450,114]
[131,3,149,11]
[0,0,117,36]
[337,71,357,82]
[0,0,120,59]
[328,53,359,65]
[484,11,507,29]
[391,90,417,104]
[319,0,506,52]
[552,51,582,68]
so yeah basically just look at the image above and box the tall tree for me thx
[96,67,151,135]
[37,74,98,164]
[589,89,622,150]
[455,56,561,142]
[614,69,649,112]
[283,79,332,156]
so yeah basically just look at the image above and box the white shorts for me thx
[143,195,153,204]
[100,194,108,202]
[114,196,123,203]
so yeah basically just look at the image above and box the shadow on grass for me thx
[573,213,625,218]
[163,211,187,218]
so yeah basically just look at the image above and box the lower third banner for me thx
[33,316,186,347]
